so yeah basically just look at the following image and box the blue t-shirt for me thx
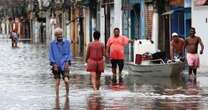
[49,39,72,71]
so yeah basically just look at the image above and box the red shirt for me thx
[87,41,105,61]
[107,35,129,60]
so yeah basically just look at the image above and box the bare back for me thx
[171,38,185,54]
[87,41,105,61]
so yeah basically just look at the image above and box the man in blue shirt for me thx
[49,27,72,97]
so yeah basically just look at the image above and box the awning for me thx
[162,7,191,15]
[161,10,175,15]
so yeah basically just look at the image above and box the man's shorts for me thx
[52,67,70,80]
[111,60,124,71]
[187,53,199,69]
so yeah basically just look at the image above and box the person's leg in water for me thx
[64,95,69,110]
[193,56,199,83]
[13,38,17,47]
[55,78,61,98]
[12,39,15,47]
[64,76,69,96]
[193,69,197,76]
[52,65,61,98]
[118,60,124,84]
[63,67,70,96]
[55,94,60,109]
[63,69,69,96]
[111,60,117,84]
[188,66,193,80]
[193,69,197,83]
[53,69,61,98]
[112,68,117,84]
[91,72,97,91]
[96,73,101,90]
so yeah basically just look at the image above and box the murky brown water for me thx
[0,39,208,110]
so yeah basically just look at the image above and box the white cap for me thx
[172,32,178,37]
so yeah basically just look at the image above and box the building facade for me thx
[192,0,208,69]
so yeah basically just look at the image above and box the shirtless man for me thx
[170,32,185,61]
[185,27,204,79]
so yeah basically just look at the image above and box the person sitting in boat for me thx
[170,32,185,62]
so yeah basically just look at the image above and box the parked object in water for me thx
[127,59,184,78]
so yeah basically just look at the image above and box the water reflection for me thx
[55,96,70,110]
[123,74,202,109]
[126,74,184,93]
[156,97,200,110]
[155,80,200,110]
[185,79,200,95]
[87,94,103,110]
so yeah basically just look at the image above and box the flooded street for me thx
[0,39,208,110]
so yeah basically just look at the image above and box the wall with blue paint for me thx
[184,0,191,37]
[184,8,191,37]
[140,0,145,39]
[170,7,184,37]
[130,4,140,39]
[170,0,191,38]
[124,0,145,39]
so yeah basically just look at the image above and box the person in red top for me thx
[106,28,133,84]
[86,31,105,91]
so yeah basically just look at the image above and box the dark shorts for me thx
[111,59,124,71]
[52,67,70,80]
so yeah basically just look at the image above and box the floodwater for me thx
[0,38,208,110]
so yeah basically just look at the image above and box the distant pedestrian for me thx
[185,27,204,81]
[86,31,105,91]
[106,28,133,85]
[170,32,185,62]
[10,30,19,48]
[49,27,72,97]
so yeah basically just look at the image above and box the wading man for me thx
[49,27,72,97]
[185,27,204,80]
[106,28,133,85]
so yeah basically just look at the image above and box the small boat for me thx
[127,59,184,77]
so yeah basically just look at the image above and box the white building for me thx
[192,0,208,71]
[99,0,123,43]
